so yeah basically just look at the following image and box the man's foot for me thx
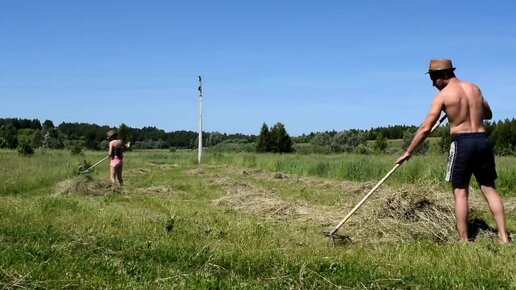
[458,238,469,244]
[498,232,511,244]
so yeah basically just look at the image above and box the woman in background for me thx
[106,130,125,186]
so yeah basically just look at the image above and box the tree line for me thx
[1,117,516,155]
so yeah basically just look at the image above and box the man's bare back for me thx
[434,78,492,135]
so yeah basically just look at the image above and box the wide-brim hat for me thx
[426,58,456,74]
[106,130,117,139]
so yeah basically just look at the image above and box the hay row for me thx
[213,176,456,242]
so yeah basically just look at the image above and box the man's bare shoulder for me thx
[458,78,481,91]
[441,78,480,95]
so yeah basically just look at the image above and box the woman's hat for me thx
[106,130,117,139]
[427,59,455,73]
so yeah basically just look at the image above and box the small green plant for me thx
[353,144,372,155]
[78,159,93,172]
[17,140,34,156]
[69,143,84,156]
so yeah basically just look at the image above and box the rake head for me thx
[78,168,94,175]
[323,231,351,245]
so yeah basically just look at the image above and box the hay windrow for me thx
[54,175,121,196]
[213,181,338,224]
[125,168,152,176]
[360,189,457,243]
[185,168,206,176]
[134,185,172,195]
[215,181,458,242]
[197,165,508,243]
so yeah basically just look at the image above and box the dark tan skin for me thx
[396,69,510,244]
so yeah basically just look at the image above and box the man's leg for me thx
[453,186,469,242]
[480,184,510,243]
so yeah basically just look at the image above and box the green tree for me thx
[31,130,44,148]
[256,123,272,152]
[489,119,516,155]
[0,122,18,149]
[42,119,54,129]
[43,127,65,149]
[118,123,130,143]
[437,125,452,154]
[402,129,429,155]
[17,139,34,156]
[269,122,293,153]
[310,132,332,147]
[207,131,224,147]
[330,130,366,153]
[374,133,388,153]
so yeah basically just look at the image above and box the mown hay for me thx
[360,189,457,243]
[54,175,120,196]
[213,176,458,243]
[134,185,172,195]
[213,181,338,224]
[201,165,504,243]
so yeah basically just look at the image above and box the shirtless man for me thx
[396,59,510,243]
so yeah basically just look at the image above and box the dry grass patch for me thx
[54,175,122,196]
[360,188,456,243]
[125,168,152,176]
[196,165,508,243]
[214,174,459,243]
[213,181,338,225]
[233,166,377,196]
[134,185,173,195]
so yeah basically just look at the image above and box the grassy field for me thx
[1,149,515,289]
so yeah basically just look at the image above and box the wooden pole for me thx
[198,76,203,164]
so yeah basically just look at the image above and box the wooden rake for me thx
[78,156,109,174]
[324,114,447,243]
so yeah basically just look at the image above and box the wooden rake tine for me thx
[325,114,447,241]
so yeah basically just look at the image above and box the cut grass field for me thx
[1,149,515,289]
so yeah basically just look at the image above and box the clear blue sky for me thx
[1,0,516,136]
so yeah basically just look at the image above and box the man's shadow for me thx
[467,217,496,241]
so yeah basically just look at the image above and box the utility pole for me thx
[197,76,203,164]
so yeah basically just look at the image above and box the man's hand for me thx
[396,152,412,164]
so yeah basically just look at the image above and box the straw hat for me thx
[427,59,455,73]
[106,130,117,140]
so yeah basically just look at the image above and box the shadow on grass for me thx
[467,217,496,241]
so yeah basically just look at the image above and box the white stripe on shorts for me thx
[445,141,456,181]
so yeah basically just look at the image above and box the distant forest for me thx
[1,117,515,155]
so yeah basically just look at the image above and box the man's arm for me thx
[482,97,492,120]
[396,95,443,164]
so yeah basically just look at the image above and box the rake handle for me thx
[328,114,447,236]
[83,155,110,172]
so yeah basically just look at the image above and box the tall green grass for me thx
[204,152,516,196]
[0,149,78,195]
[1,149,515,288]
[2,149,515,196]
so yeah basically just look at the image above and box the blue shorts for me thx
[445,133,497,186]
